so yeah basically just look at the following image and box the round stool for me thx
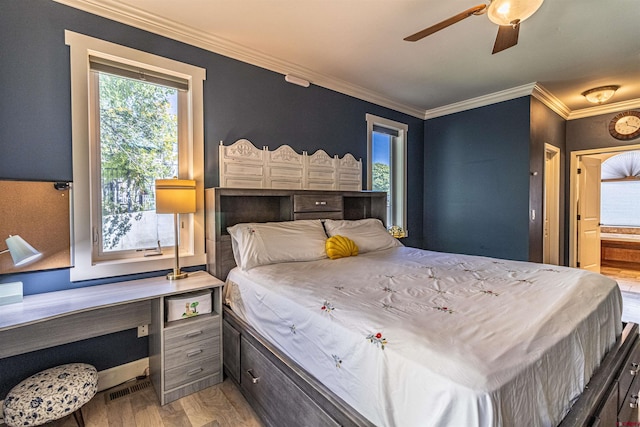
[2,363,98,427]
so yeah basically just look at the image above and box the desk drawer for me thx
[294,195,342,213]
[164,336,219,370]
[164,356,220,391]
[164,316,219,351]
[294,211,343,221]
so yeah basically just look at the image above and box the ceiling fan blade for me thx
[492,22,520,54]
[404,4,487,42]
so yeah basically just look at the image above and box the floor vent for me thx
[106,379,152,403]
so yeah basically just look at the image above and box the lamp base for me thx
[166,270,188,280]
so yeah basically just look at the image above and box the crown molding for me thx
[423,83,538,120]
[49,0,640,122]
[531,85,571,119]
[568,98,640,120]
[52,0,425,119]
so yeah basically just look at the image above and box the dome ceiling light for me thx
[581,85,620,105]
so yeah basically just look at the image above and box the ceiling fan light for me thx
[581,85,620,104]
[487,0,544,26]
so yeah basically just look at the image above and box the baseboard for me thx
[97,357,149,392]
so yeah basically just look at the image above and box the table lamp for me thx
[155,178,196,280]
[0,235,41,305]
[1,235,41,266]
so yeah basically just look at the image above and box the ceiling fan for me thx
[404,0,544,54]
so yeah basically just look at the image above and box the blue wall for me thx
[0,0,548,400]
[423,98,532,261]
[0,0,424,396]
[0,0,425,293]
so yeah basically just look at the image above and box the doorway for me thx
[543,144,560,265]
[570,144,640,324]
[569,143,640,270]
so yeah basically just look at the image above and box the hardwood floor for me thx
[601,263,640,292]
[36,378,264,427]
[601,263,640,324]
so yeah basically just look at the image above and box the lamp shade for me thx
[487,0,544,26]
[155,179,196,214]
[5,235,42,266]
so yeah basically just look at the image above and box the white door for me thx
[577,156,602,272]
[543,144,560,265]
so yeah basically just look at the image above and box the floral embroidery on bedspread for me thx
[332,354,343,368]
[321,300,335,313]
[366,332,388,350]
[273,251,580,378]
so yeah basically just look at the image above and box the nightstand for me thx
[148,271,224,405]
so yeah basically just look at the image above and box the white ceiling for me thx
[57,0,640,119]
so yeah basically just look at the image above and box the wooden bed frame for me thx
[205,187,640,427]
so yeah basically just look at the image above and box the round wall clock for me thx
[609,111,640,141]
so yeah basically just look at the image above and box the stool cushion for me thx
[3,363,98,427]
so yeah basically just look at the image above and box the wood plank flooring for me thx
[601,263,640,324]
[35,378,264,427]
[601,264,640,292]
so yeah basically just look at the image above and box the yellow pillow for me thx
[326,235,358,260]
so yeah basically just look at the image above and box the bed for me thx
[205,187,640,427]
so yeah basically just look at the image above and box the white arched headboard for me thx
[219,139,362,190]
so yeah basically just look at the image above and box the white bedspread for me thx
[226,247,622,427]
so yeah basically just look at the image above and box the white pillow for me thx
[227,220,328,270]
[323,218,402,253]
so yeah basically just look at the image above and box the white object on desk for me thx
[165,289,212,322]
[0,281,23,306]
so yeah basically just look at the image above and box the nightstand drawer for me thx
[164,316,219,351]
[164,356,220,391]
[164,336,219,370]
[293,194,342,213]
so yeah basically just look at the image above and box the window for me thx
[66,31,206,281]
[601,151,640,227]
[366,114,408,235]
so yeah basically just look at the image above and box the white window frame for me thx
[366,113,408,235]
[66,30,206,281]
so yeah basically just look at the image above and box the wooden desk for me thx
[0,271,224,404]
[0,270,222,358]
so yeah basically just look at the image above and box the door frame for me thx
[569,143,640,267]
[544,144,560,265]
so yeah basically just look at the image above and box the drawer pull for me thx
[187,349,203,357]
[185,330,203,338]
[631,394,639,409]
[631,362,639,376]
[315,201,327,205]
[246,369,260,384]
[187,367,203,376]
